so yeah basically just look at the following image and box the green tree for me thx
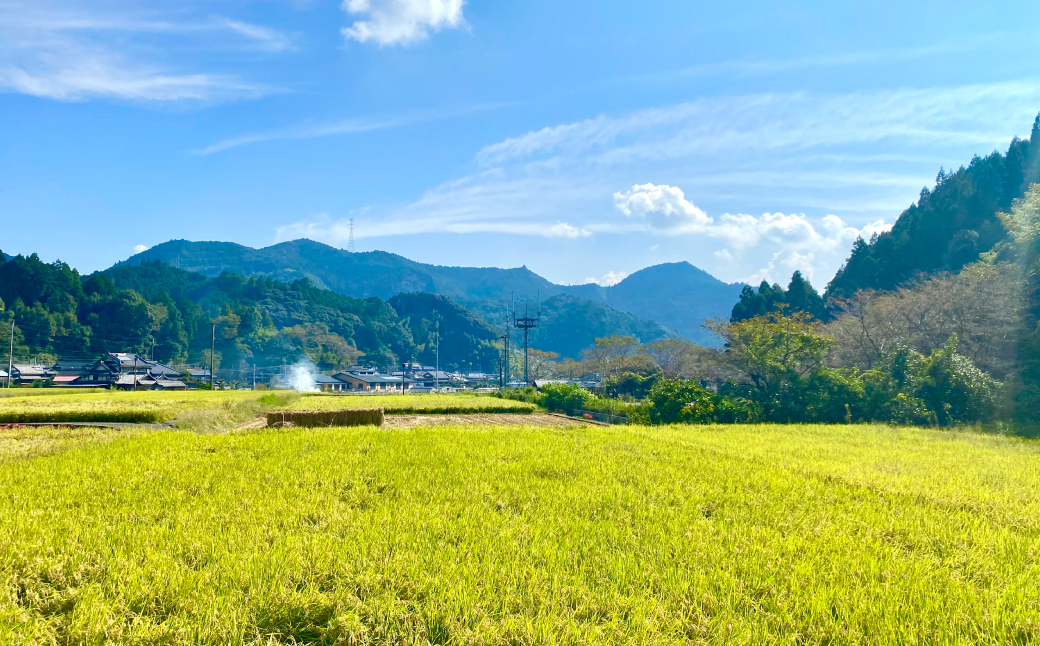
[997,184,1040,425]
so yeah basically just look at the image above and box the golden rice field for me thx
[0,390,267,424]
[1,413,1038,644]
[289,393,537,414]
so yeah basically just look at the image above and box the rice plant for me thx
[1,421,1038,644]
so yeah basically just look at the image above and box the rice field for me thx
[1,417,1038,644]
[289,392,538,414]
[0,390,267,424]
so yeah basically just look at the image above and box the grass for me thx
[1,419,1039,644]
[290,392,538,414]
[0,388,107,398]
[0,390,271,424]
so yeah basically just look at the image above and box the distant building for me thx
[114,374,188,391]
[50,360,94,387]
[332,367,413,392]
[313,374,345,392]
[76,353,184,387]
[10,364,55,386]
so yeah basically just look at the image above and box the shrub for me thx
[538,383,593,413]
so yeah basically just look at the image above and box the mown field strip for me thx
[0,422,1037,644]
[289,393,538,414]
[0,390,265,424]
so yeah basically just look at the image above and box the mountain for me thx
[826,113,1040,300]
[387,293,500,370]
[119,239,558,301]
[462,294,673,360]
[120,239,743,346]
[563,262,744,344]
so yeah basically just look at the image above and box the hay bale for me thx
[266,408,384,428]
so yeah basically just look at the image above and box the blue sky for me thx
[3,0,1040,289]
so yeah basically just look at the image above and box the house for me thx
[10,364,55,386]
[411,370,453,388]
[114,374,188,391]
[50,360,94,387]
[75,353,184,387]
[332,370,413,392]
[313,374,346,392]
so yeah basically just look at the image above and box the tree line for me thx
[0,257,500,378]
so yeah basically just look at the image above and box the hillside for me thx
[0,253,513,376]
[564,262,744,344]
[463,294,673,360]
[826,114,1040,299]
[387,293,500,370]
[120,240,742,346]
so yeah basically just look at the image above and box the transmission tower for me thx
[347,218,356,253]
[512,293,540,386]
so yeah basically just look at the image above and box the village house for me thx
[332,365,413,392]
[10,364,55,386]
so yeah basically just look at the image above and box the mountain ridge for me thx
[119,239,744,345]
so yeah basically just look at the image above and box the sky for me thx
[2,0,1040,290]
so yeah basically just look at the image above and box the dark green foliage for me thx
[604,372,657,399]
[704,312,996,426]
[537,382,594,412]
[0,255,435,373]
[645,379,760,424]
[465,294,671,360]
[125,241,741,349]
[731,271,826,322]
[826,114,1040,299]
[388,292,500,371]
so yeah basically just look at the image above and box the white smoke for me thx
[279,358,319,392]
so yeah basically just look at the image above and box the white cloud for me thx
[341,0,466,46]
[217,19,297,53]
[276,213,590,245]
[273,79,1037,285]
[0,4,284,103]
[476,80,1040,169]
[611,182,893,284]
[195,102,511,155]
[584,271,629,287]
[0,56,265,102]
[613,183,711,233]
[132,244,149,254]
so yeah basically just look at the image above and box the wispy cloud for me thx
[477,80,1040,168]
[623,33,1011,84]
[195,102,514,154]
[0,2,290,103]
[276,212,590,243]
[285,79,1037,284]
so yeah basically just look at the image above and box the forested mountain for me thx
[567,262,744,344]
[463,294,673,360]
[0,254,507,377]
[387,293,500,371]
[826,114,1040,299]
[119,239,743,343]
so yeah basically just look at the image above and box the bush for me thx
[538,383,593,413]
[646,378,760,424]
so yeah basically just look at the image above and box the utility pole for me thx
[253,364,256,390]
[7,314,13,389]
[133,354,138,392]
[210,324,215,390]
[512,294,540,386]
[499,332,508,389]
[435,319,440,390]
[347,218,356,253]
